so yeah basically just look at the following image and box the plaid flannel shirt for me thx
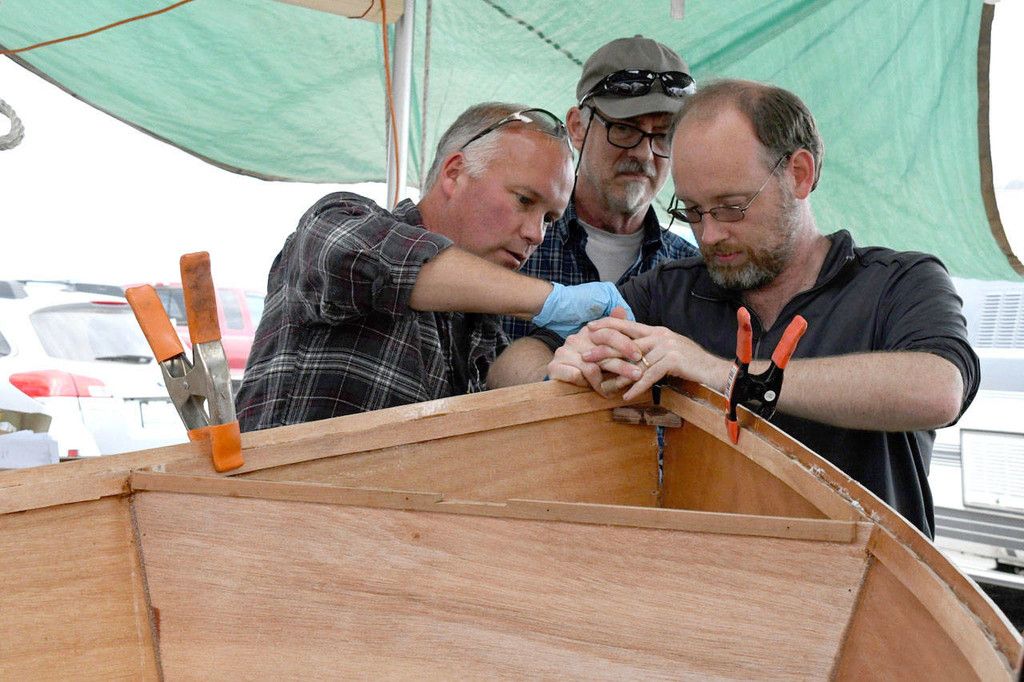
[237,193,507,431]
[502,201,699,340]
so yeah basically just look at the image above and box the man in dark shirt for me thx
[237,103,631,431]
[503,35,699,344]
[490,81,979,536]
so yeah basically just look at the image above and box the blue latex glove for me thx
[531,282,635,338]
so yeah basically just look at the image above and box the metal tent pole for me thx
[386,0,416,210]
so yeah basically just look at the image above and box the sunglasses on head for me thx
[460,108,569,151]
[581,69,696,104]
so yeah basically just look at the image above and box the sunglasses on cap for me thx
[460,108,569,151]
[580,69,696,104]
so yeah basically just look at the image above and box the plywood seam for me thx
[828,550,877,681]
[129,497,165,681]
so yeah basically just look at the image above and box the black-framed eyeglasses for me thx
[580,69,696,104]
[668,154,791,224]
[460,108,568,151]
[590,108,671,158]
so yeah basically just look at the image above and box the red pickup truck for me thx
[146,283,265,392]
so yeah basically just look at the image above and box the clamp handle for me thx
[771,315,807,369]
[180,251,221,345]
[125,285,184,362]
[735,307,752,365]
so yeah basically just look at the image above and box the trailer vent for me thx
[975,291,1024,348]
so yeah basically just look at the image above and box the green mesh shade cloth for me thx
[0,0,1018,278]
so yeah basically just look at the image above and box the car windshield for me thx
[30,302,153,362]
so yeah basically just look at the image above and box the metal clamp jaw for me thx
[126,252,243,472]
[725,307,807,444]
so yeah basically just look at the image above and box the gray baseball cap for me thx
[576,35,693,120]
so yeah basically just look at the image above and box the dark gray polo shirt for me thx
[539,230,980,536]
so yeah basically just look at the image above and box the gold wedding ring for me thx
[638,354,652,370]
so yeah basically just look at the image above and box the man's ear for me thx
[789,148,817,199]
[438,151,467,198]
[566,106,588,153]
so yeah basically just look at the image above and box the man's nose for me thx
[629,136,655,162]
[697,214,731,245]
[522,215,545,246]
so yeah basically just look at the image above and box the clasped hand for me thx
[546,314,726,400]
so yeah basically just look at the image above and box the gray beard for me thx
[607,179,648,214]
[704,196,800,291]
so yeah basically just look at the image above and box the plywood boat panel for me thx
[663,382,1024,666]
[834,557,977,680]
[134,490,872,680]
[0,497,157,679]
[244,411,660,507]
[660,388,859,521]
[663,421,829,518]
[856,526,1020,680]
[1,381,1019,678]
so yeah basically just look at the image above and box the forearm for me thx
[487,337,554,388]
[410,247,553,318]
[762,352,965,431]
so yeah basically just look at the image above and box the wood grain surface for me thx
[244,411,661,507]
[135,491,870,680]
[0,496,157,679]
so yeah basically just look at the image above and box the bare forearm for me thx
[410,248,552,318]
[488,337,554,388]
[757,352,964,431]
[579,319,966,432]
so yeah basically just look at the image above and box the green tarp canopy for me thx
[1,0,1019,279]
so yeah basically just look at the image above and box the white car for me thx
[0,379,59,469]
[0,280,186,458]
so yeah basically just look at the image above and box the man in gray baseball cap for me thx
[502,35,699,344]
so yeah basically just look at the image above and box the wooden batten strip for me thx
[131,471,443,508]
[867,527,1020,678]
[163,382,645,476]
[130,471,862,544]
[500,499,862,543]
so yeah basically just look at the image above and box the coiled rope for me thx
[0,98,24,150]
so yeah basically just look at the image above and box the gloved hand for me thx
[532,282,635,338]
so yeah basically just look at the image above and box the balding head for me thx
[671,79,824,190]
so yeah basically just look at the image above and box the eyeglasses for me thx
[580,69,696,104]
[460,108,568,151]
[668,154,791,224]
[590,109,671,158]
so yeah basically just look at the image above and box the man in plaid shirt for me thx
[237,103,632,431]
[502,35,700,343]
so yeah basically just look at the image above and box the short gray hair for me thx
[422,102,527,191]
[670,79,824,190]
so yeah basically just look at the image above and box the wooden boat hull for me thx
[2,381,1021,679]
